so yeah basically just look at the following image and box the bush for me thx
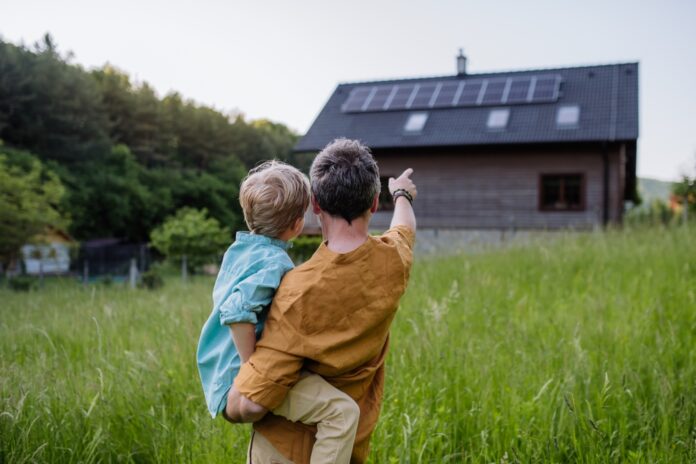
[7,275,38,292]
[289,235,323,263]
[139,268,164,290]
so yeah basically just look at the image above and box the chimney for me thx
[456,48,467,76]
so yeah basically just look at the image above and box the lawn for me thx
[1,226,695,463]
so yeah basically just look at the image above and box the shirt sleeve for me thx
[234,306,304,410]
[218,259,292,326]
[381,225,415,284]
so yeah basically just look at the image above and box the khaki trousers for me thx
[247,374,359,464]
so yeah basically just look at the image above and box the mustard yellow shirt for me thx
[235,225,415,463]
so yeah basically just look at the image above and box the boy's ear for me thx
[370,195,379,214]
[311,195,322,214]
[293,217,304,234]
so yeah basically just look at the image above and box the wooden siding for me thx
[368,146,624,230]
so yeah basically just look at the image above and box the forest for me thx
[0,34,310,246]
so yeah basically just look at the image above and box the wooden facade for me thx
[369,143,629,230]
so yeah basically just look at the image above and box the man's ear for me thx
[370,195,379,214]
[311,195,322,214]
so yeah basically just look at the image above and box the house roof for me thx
[295,62,639,152]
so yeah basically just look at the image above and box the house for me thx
[21,228,75,275]
[295,52,638,236]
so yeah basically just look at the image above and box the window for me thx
[404,112,428,133]
[378,177,394,211]
[540,174,585,211]
[556,105,580,127]
[487,108,510,130]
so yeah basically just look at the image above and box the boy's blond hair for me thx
[239,160,310,238]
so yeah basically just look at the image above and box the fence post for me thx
[129,258,138,289]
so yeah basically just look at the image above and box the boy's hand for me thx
[388,168,417,201]
[225,385,268,423]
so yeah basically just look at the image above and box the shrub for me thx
[7,275,38,292]
[139,268,164,290]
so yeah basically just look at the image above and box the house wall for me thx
[367,145,625,231]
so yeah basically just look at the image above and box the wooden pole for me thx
[129,258,138,289]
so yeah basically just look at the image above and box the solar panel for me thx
[387,84,417,110]
[457,80,483,105]
[342,74,561,112]
[481,79,507,105]
[409,83,439,108]
[342,87,372,112]
[505,77,531,103]
[532,75,560,102]
[432,81,461,107]
[364,86,393,111]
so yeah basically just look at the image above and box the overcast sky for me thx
[2,0,695,180]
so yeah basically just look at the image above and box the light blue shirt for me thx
[196,232,294,417]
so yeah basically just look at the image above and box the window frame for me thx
[556,104,580,128]
[403,112,429,134]
[538,173,586,212]
[486,108,510,130]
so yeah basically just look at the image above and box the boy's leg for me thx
[246,431,294,464]
[273,374,359,464]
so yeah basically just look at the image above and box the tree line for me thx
[0,34,311,260]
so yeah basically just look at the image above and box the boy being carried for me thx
[196,161,359,464]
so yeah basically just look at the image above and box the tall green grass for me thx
[1,227,695,463]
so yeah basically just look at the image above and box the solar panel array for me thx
[341,74,562,113]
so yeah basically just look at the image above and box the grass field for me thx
[1,226,695,463]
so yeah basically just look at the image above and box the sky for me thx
[2,0,695,180]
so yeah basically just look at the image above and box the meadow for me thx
[1,226,695,463]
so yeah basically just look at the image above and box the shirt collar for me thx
[235,231,293,250]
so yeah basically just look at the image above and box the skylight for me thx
[556,105,580,127]
[404,112,428,133]
[486,108,510,130]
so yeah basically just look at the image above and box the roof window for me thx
[404,112,428,133]
[486,108,510,130]
[556,105,580,127]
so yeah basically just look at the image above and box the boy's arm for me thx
[230,323,256,363]
[218,259,291,327]
[389,168,417,232]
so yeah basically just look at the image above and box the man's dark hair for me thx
[310,138,381,224]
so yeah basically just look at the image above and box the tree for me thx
[0,150,67,273]
[672,160,696,220]
[150,207,230,281]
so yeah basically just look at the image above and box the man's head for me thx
[310,138,380,224]
[239,160,310,238]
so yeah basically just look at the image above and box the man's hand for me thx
[224,385,268,423]
[388,168,417,201]
[388,168,417,231]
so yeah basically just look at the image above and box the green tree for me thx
[0,151,67,273]
[672,160,695,218]
[150,207,230,281]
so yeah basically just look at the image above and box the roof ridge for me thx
[337,61,639,87]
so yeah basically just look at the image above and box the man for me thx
[227,138,417,463]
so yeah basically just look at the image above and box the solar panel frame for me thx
[341,74,562,112]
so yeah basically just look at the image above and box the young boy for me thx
[196,160,359,463]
